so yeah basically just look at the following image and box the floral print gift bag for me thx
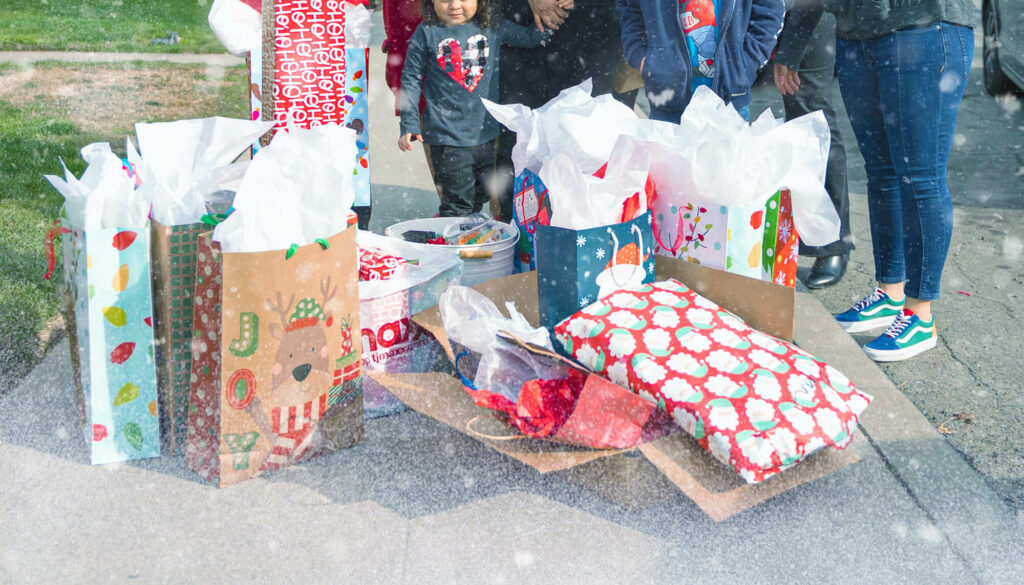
[554,279,872,483]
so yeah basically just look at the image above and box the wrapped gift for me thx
[554,279,872,483]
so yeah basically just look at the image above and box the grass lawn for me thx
[0,61,249,393]
[0,0,224,53]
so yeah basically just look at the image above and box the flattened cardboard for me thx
[403,267,861,520]
[366,371,627,472]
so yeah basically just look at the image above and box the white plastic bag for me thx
[357,231,462,307]
[439,286,552,353]
[439,286,563,403]
[212,122,358,253]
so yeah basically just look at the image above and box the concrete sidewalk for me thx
[2,16,1023,585]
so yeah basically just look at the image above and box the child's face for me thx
[433,0,477,26]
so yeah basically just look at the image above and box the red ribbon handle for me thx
[43,220,71,281]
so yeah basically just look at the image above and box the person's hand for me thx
[773,62,801,96]
[555,0,574,9]
[528,0,570,32]
[398,133,421,151]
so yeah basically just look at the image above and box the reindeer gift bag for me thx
[186,227,362,486]
[184,122,363,487]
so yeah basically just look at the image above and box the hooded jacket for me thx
[617,0,785,116]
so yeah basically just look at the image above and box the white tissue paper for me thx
[212,122,358,253]
[482,79,638,176]
[134,117,274,226]
[208,0,261,58]
[344,3,372,49]
[540,136,650,229]
[45,142,150,230]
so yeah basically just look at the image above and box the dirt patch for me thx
[0,63,248,136]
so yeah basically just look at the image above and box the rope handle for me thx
[605,223,646,288]
[465,414,528,441]
[43,220,72,280]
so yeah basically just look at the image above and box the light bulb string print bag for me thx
[45,143,161,465]
[554,279,873,483]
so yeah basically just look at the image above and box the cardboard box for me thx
[379,259,859,521]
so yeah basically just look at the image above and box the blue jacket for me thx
[616,0,784,116]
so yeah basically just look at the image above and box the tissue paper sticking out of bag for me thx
[344,3,372,49]
[483,79,638,176]
[133,117,273,226]
[45,142,151,230]
[212,122,357,253]
[541,136,650,230]
[208,0,261,57]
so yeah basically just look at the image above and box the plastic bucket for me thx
[384,217,519,287]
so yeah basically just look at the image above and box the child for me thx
[398,0,550,217]
[616,0,784,122]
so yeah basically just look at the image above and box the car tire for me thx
[983,2,1015,96]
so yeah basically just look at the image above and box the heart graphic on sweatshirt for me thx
[436,35,489,92]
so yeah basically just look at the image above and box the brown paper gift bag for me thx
[185,225,364,487]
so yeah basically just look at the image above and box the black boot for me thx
[803,253,849,289]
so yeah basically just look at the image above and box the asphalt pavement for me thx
[2,12,1024,585]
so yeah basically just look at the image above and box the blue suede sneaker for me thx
[862,309,937,362]
[835,288,905,333]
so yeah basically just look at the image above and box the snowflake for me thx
[789,244,799,263]
[778,218,792,241]
[576,235,587,247]
[594,248,606,260]
[646,260,655,274]
[775,271,787,285]
[579,296,591,307]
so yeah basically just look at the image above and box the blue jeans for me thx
[836,22,973,301]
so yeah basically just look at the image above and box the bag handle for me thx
[43,220,71,281]
[605,223,646,288]
[465,414,527,441]
[651,211,685,255]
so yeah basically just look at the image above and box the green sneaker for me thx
[835,288,904,333]
[862,309,937,362]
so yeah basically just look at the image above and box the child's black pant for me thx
[429,141,495,218]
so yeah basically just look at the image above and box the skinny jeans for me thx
[835,21,973,300]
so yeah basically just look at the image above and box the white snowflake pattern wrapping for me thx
[555,279,873,483]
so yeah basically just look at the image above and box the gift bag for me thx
[510,169,551,273]
[358,232,463,417]
[150,220,205,454]
[652,198,765,279]
[269,0,372,206]
[761,190,799,287]
[61,223,161,464]
[186,225,363,487]
[535,211,654,329]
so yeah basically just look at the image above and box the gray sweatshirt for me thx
[399,20,548,147]
[785,0,976,42]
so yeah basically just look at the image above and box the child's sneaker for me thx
[862,309,937,362]
[835,288,904,333]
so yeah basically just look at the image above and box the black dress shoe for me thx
[803,253,849,289]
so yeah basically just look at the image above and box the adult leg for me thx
[871,23,973,318]
[835,37,907,300]
[430,144,478,217]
